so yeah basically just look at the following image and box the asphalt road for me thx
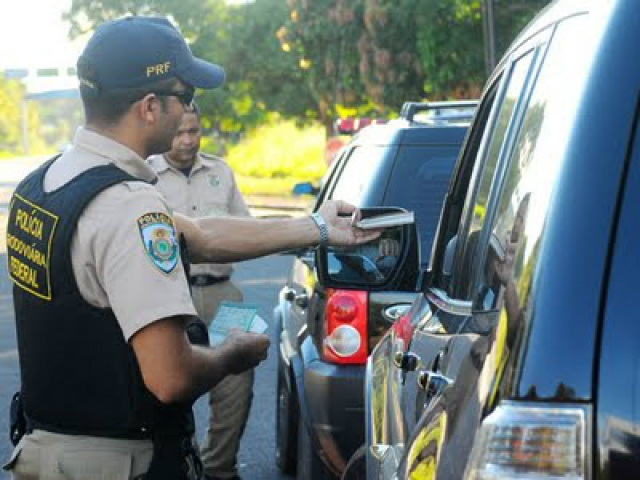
[0,157,297,479]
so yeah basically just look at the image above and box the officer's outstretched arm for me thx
[131,315,269,404]
[174,199,381,264]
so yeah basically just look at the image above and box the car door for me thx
[364,46,529,477]
[595,80,640,480]
[394,14,592,479]
[371,31,541,480]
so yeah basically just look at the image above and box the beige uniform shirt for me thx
[147,152,250,278]
[44,127,197,341]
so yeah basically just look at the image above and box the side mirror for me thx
[315,207,420,291]
[292,182,319,196]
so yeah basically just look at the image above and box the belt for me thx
[189,275,229,287]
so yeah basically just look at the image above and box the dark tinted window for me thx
[474,15,589,313]
[452,49,535,300]
[384,145,460,265]
[329,145,390,206]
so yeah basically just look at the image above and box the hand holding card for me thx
[209,301,268,346]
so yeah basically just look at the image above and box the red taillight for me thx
[323,288,368,364]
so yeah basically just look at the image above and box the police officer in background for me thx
[148,104,254,480]
[3,16,378,480]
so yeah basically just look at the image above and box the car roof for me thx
[491,0,590,85]
[348,120,469,147]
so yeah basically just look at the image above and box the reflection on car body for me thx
[354,1,640,479]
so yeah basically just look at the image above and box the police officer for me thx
[3,16,378,480]
[148,104,254,480]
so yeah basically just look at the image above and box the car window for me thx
[313,148,350,210]
[472,15,589,313]
[329,145,390,206]
[383,145,460,265]
[451,48,536,301]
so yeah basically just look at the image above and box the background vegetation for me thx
[1,0,549,194]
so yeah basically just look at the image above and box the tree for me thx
[415,0,549,99]
[65,0,550,137]
[278,0,369,132]
[197,0,317,135]
[64,0,219,40]
[65,0,313,135]
[358,0,425,111]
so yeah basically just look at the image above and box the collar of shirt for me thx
[73,127,157,183]
[154,153,208,177]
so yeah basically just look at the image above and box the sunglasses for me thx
[152,88,195,108]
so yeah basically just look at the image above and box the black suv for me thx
[335,1,640,479]
[274,102,475,479]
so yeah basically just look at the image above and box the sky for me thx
[0,0,85,92]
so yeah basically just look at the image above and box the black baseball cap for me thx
[77,16,225,93]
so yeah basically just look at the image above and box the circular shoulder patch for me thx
[206,173,220,188]
[137,212,179,274]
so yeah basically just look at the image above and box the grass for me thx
[205,119,330,199]
[219,120,328,181]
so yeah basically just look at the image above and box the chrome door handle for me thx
[417,370,452,397]
[393,351,421,371]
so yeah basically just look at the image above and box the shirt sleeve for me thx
[85,182,197,340]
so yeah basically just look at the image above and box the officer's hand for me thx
[222,329,270,374]
[317,200,381,246]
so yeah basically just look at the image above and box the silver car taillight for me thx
[465,402,590,479]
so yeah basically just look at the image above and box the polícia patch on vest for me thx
[137,212,179,274]
[7,194,59,300]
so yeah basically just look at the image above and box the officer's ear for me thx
[134,94,160,124]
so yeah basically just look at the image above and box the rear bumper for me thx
[295,336,366,474]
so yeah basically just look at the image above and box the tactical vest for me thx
[7,157,161,437]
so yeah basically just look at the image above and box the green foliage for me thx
[416,0,549,99]
[64,0,550,138]
[64,0,221,39]
[215,0,314,126]
[417,0,485,98]
[280,0,367,127]
[0,76,47,155]
[0,77,25,152]
[224,120,327,180]
[359,0,425,110]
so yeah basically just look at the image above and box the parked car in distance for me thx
[274,101,476,479]
[337,1,640,478]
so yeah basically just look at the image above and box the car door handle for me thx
[417,370,452,397]
[393,351,421,371]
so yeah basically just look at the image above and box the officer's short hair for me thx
[79,77,178,125]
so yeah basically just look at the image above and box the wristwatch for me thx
[310,212,329,247]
